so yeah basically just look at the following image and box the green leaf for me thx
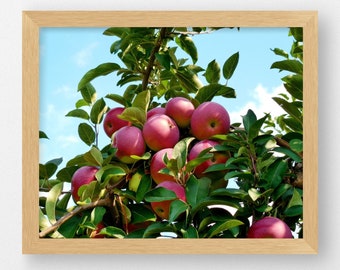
[222,52,239,80]
[78,123,95,146]
[168,200,188,222]
[39,208,51,230]
[205,59,220,84]
[270,59,303,75]
[46,182,63,224]
[136,174,152,203]
[132,90,150,113]
[90,98,107,124]
[143,222,175,238]
[56,166,79,183]
[284,188,303,217]
[39,130,49,139]
[242,109,257,134]
[103,27,130,37]
[248,114,269,142]
[182,226,199,238]
[96,164,126,187]
[289,27,303,42]
[272,147,302,163]
[105,94,129,107]
[129,204,156,224]
[175,35,198,64]
[144,187,177,202]
[78,62,120,90]
[57,215,81,238]
[272,97,302,124]
[117,106,146,127]
[90,206,106,225]
[210,188,249,201]
[56,193,71,210]
[100,226,126,238]
[172,137,195,170]
[155,52,171,70]
[39,163,58,180]
[195,84,235,103]
[206,219,244,238]
[66,109,89,120]
[75,99,89,108]
[173,68,203,93]
[271,48,289,59]
[289,139,303,152]
[79,83,96,104]
[78,181,101,203]
[83,147,103,167]
[263,159,288,189]
[185,176,211,207]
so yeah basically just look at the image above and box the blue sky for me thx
[39,27,293,167]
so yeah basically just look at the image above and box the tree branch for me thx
[142,27,167,90]
[39,197,112,238]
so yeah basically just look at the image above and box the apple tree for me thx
[39,27,303,239]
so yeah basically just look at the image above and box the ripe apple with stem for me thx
[190,101,230,140]
[142,114,180,151]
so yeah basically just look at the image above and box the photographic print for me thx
[23,11,318,254]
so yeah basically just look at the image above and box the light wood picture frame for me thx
[22,11,318,254]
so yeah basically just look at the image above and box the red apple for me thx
[247,217,293,238]
[150,148,176,184]
[147,107,166,119]
[112,126,146,164]
[150,181,186,220]
[188,139,228,178]
[190,101,230,140]
[71,166,99,203]
[165,97,195,128]
[103,107,130,138]
[142,114,180,151]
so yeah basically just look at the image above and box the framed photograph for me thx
[23,11,318,254]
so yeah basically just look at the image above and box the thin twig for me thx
[142,27,167,90]
[39,197,112,238]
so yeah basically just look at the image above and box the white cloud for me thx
[73,42,99,68]
[229,84,286,125]
[56,135,80,149]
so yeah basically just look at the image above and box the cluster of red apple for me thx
[70,96,294,238]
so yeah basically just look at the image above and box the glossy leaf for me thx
[78,123,95,146]
[206,219,244,238]
[56,166,79,183]
[129,204,156,224]
[117,107,146,127]
[66,109,90,120]
[205,59,220,84]
[90,98,107,124]
[270,59,303,75]
[105,94,129,107]
[272,147,302,163]
[78,62,120,90]
[83,147,103,167]
[242,109,257,134]
[185,176,211,208]
[169,200,188,222]
[195,84,235,103]
[79,83,96,104]
[39,130,49,139]
[100,226,126,238]
[175,35,198,64]
[90,206,106,225]
[222,52,239,80]
[136,174,152,203]
[144,187,177,202]
[46,182,63,224]
[263,159,288,189]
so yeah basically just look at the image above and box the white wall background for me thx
[1,0,337,268]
